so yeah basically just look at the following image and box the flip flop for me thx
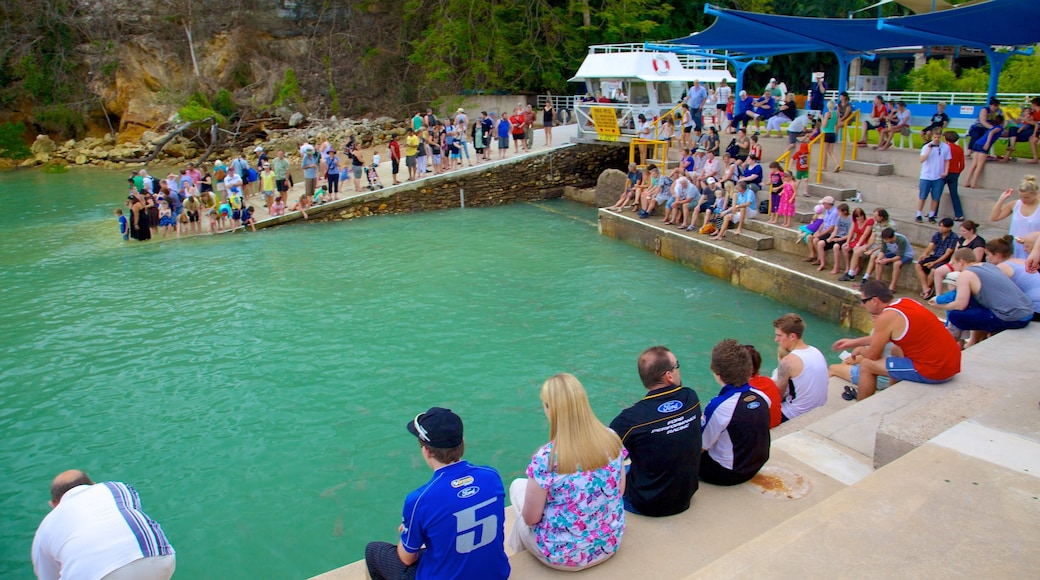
[841,385,858,401]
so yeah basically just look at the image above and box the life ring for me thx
[652,55,671,75]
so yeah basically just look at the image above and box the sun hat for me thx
[820,195,836,205]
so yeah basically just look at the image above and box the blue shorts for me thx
[946,305,1032,334]
[849,364,891,390]
[884,252,914,265]
[918,178,944,201]
[885,357,954,384]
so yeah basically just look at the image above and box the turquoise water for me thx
[0,168,851,578]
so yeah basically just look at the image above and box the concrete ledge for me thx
[728,229,773,250]
[808,183,858,200]
[842,159,894,176]
[598,209,873,331]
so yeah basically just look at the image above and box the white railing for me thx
[585,43,731,71]
[825,90,1036,105]
[536,95,581,125]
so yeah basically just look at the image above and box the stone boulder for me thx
[289,112,305,127]
[0,158,16,171]
[596,168,627,208]
[31,135,56,155]
[75,154,88,165]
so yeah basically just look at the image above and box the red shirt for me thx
[509,114,525,135]
[885,298,961,381]
[947,141,965,174]
[795,143,810,171]
[749,374,782,428]
[388,139,401,161]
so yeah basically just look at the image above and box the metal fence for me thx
[826,90,1035,105]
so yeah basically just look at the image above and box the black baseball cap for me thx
[406,407,463,448]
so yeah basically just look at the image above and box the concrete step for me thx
[808,183,858,200]
[643,158,677,171]
[727,229,773,250]
[842,159,894,176]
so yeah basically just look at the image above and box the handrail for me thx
[648,102,685,140]
[839,109,860,168]
[775,150,791,172]
[810,131,825,185]
[824,90,1035,106]
[630,138,671,176]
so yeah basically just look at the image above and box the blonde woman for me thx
[508,373,626,571]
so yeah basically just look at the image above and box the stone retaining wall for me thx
[297,143,629,223]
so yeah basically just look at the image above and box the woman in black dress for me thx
[543,101,555,147]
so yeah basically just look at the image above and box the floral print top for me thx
[526,441,627,567]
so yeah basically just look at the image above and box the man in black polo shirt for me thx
[609,346,702,516]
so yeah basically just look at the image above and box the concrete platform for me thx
[807,183,858,200]
[842,159,894,176]
[727,228,773,250]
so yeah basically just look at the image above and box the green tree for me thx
[905,59,958,92]
[999,52,1040,93]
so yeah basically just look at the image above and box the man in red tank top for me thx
[832,280,961,399]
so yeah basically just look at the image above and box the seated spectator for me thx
[1000,100,1038,163]
[666,175,700,228]
[836,207,873,276]
[696,150,721,192]
[773,313,829,420]
[829,337,893,396]
[700,339,771,486]
[967,98,1004,152]
[731,91,755,132]
[745,344,781,428]
[806,195,838,264]
[606,163,643,212]
[508,373,626,571]
[737,153,763,191]
[878,101,910,151]
[814,203,852,272]
[931,220,986,298]
[964,113,1005,188]
[834,280,961,399]
[841,208,893,282]
[935,248,1034,346]
[710,181,757,241]
[609,346,702,516]
[765,93,797,138]
[365,407,509,580]
[864,227,915,293]
[919,102,950,141]
[914,218,959,299]
[856,95,889,146]
[985,235,1040,321]
[837,92,855,138]
[699,181,731,235]
[687,179,719,232]
[989,175,1040,258]
[637,165,663,218]
[749,92,775,134]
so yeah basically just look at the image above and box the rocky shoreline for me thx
[2,115,408,171]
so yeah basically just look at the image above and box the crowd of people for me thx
[118,105,567,241]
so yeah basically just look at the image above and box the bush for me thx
[178,92,226,124]
[0,123,32,159]
[35,105,86,138]
[40,160,69,173]
[274,69,300,107]
[213,89,236,118]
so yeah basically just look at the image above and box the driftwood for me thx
[111,118,216,164]
[195,120,220,165]
[114,114,282,165]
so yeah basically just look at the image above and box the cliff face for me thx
[4,0,412,139]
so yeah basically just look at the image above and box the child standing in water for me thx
[116,208,129,241]
[158,201,174,237]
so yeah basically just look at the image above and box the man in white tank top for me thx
[773,313,829,421]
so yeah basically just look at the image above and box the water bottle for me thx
[851,190,863,203]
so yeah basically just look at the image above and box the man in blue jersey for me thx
[700,339,771,486]
[365,407,510,580]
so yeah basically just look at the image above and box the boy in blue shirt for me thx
[365,407,510,580]
[116,208,129,241]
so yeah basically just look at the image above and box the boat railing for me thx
[585,43,731,71]
[824,90,1035,106]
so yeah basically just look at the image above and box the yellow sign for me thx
[590,107,621,142]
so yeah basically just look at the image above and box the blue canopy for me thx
[655,0,1040,97]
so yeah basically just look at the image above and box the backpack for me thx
[725,138,739,158]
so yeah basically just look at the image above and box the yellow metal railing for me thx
[776,150,791,172]
[650,102,684,141]
[630,138,670,171]
[811,131,826,184]
[839,109,861,165]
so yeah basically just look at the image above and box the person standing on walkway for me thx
[365,408,510,580]
[387,135,401,185]
[301,145,319,200]
[773,313,828,420]
[834,281,961,400]
[523,105,536,151]
[917,129,951,223]
[543,100,555,148]
[687,79,708,131]
[32,470,175,580]
[609,346,701,517]
[404,129,419,181]
[943,131,966,221]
